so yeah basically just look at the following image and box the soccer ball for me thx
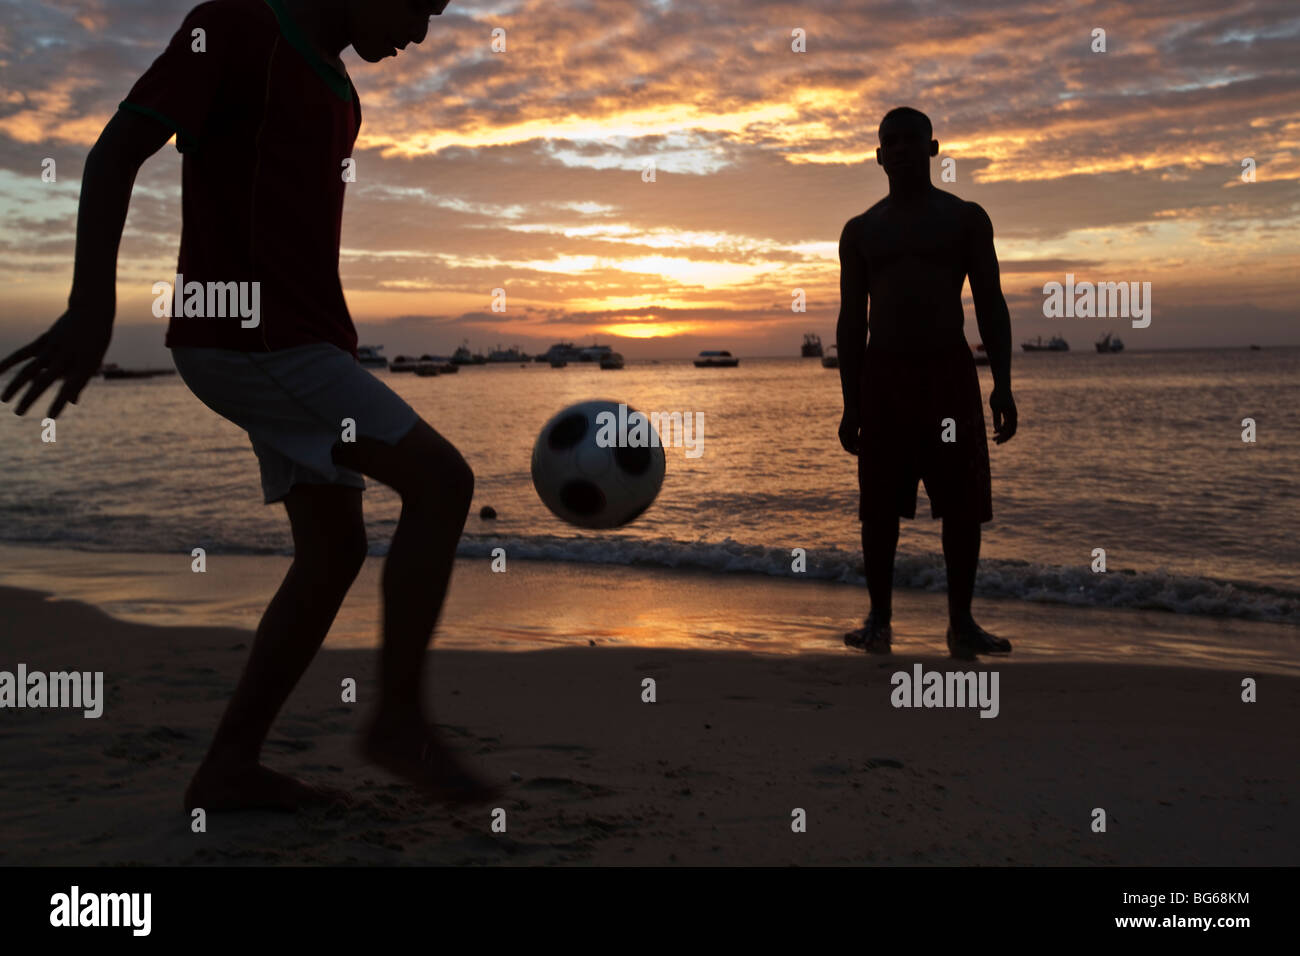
[531,399,666,529]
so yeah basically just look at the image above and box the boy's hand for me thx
[990,385,1018,444]
[0,307,113,418]
[838,407,861,455]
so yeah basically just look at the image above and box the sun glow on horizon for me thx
[597,321,705,339]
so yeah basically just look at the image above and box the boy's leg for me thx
[929,344,1008,656]
[941,515,1009,656]
[844,513,899,651]
[863,514,900,625]
[331,418,501,803]
[185,483,367,811]
[850,348,913,650]
[941,515,979,629]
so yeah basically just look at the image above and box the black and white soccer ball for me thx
[531,399,666,529]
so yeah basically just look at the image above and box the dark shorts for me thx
[857,343,993,523]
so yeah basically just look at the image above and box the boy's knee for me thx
[287,487,368,581]
[408,443,473,510]
[448,454,474,504]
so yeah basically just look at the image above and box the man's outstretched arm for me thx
[835,217,869,454]
[0,109,173,417]
[966,202,1017,443]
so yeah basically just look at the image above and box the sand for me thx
[1,562,1295,866]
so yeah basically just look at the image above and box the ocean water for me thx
[1,347,1296,624]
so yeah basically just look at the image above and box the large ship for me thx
[577,344,613,362]
[801,333,823,357]
[451,342,488,365]
[486,344,530,363]
[1021,335,1069,352]
[1095,332,1124,353]
[535,342,580,363]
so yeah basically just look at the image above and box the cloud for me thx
[0,0,1297,362]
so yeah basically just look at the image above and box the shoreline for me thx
[1,582,1295,865]
[0,542,1295,672]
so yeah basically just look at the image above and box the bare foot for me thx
[945,618,1012,660]
[360,719,504,806]
[844,610,892,654]
[184,762,353,813]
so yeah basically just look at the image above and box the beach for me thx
[1,547,1295,867]
[1,351,1296,866]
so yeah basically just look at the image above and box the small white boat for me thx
[694,350,739,368]
[357,345,388,368]
[821,345,839,369]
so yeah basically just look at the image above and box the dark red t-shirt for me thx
[121,0,361,356]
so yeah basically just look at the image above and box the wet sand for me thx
[0,557,1295,866]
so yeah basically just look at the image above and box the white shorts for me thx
[172,343,419,504]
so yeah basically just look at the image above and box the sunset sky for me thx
[1,0,1297,364]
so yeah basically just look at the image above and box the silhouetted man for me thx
[0,0,501,812]
[836,107,1017,659]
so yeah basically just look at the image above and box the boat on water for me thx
[972,343,990,366]
[821,345,839,369]
[412,354,455,376]
[694,350,739,368]
[1249,344,1262,351]
[599,352,625,370]
[536,342,581,363]
[99,363,176,380]
[802,333,823,358]
[1021,335,1069,352]
[534,342,614,363]
[451,343,487,365]
[389,354,420,372]
[1095,332,1124,353]
[357,345,388,368]
[486,345,529,363]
